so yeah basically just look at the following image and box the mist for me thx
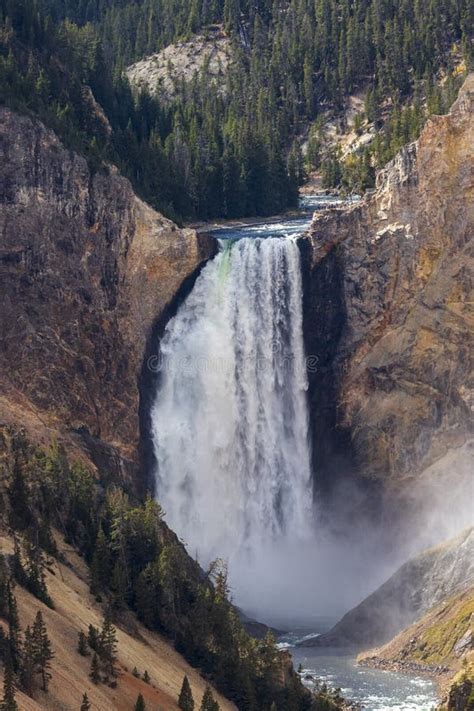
[228,440,473,627]
[151,233,473,630]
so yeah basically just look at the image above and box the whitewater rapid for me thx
[151,236,314,609]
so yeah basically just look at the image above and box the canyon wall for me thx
[0,108,216,486]
[301,526,474,648]
[301,74,473,510]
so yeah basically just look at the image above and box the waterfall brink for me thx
[151,236,314,613]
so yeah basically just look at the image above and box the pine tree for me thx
[32,611,54,691]
[77,631,89,656]
[178,675,194,711]
[1,652,18,711]
[200,685,219,711]
[135,693,146,711]
[111,559,128,609]
[0,556,10,618]
[303,55,314,117]
[98,616,118,677]
[11,538,26,586]
[7,585,21,673]
[132,666,140,677]
[89,653,100,684]
[23,541,53,607]
[89,525,110,594]
[87,624,99,651]
[19,625,35,695]
[8,456,31,530]
[142,670,150,684]
[80,692,91,711]
[224,0,240,33]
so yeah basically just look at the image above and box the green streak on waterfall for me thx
[217,240,234,290]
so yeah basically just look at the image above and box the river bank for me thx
[358,655,451,691]
[186,193,351,233]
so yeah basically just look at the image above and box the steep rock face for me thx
[0,108,216,483]
[301,528,474,649]
[301,74,473,497]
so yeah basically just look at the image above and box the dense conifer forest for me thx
[0,429,345,709]
[0,0,472,221]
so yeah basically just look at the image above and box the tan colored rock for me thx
[301,74,474,491]
[127,26,230,102]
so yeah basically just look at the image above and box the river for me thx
[291,644,438,711]
[274,620,438,711]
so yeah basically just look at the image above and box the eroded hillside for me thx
[0,532,235,711]
[127,26,231,101]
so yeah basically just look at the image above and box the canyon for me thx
[2,74,472,514]
[0,67,473,711]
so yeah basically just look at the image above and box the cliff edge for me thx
[0,108,216,486]
[301,74,473,506]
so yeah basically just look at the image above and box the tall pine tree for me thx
[32,611,54,691]
[178,675,194,711]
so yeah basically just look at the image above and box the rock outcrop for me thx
[300,527,474,649]
[301,74,474,502]
[0,108,216,486]
[127,26,230,102]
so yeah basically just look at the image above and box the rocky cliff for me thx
[0,108,216,488]
[301,527,474,649]
[301,74,473,507]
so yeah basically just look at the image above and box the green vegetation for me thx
[80,692,92,711]
[178,674,195,711]
[200,684,219,710]
[317,71,465,193]
[1,652,18,711]
[411,595,474,665]
[442,658,474,711]
[77,631,89,657]
[89,653,101,684]
[0,573,55,698]
[31,611,54,691]
[1,0,472,220]
[0,428,340,710]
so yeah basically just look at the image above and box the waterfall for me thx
[151,236,314,612]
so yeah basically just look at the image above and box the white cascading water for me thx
[151,236,314,613]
